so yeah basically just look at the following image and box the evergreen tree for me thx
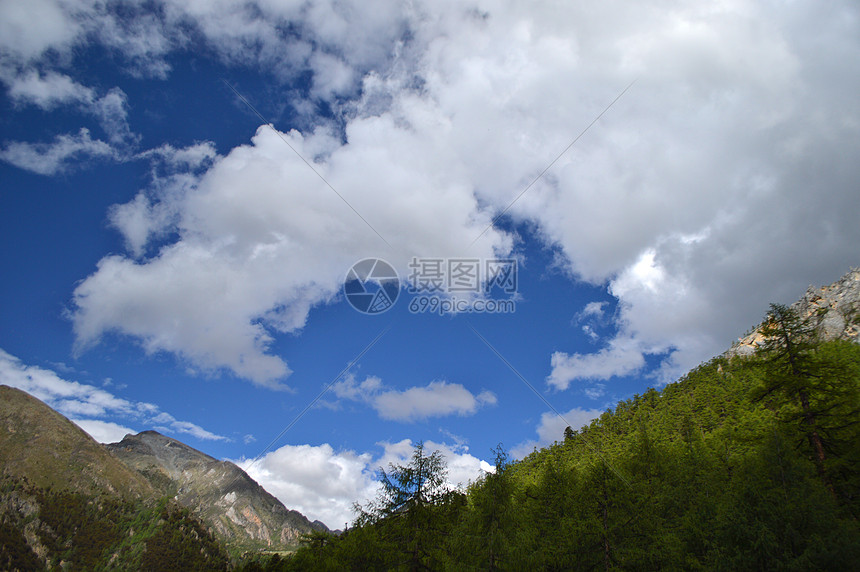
[357,442,454,571]
[449,445,513,570]
[753,303,860,503]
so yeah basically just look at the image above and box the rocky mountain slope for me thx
[1,386,230,570]
[0,385,327,557]
[727,267,860,357]
[0,385,154,500]
[106,431,328,552]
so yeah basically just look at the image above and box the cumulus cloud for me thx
[135,142,218,172]
[71,123,508,386]
[374,383,496,422]
[0,0,174,74]
[90,88,137,145]
[237,438,491,527]
[0,0,83,61]
[332,374,496,422]
[237,443,378,529]
[374,439,492,490]
[547,337,647,391]
[108,143,219,256]
[0,349,226,442]
[150,412,227,442]
[71,418,136,444]
[512,407,603,459]
[3,0,856,396]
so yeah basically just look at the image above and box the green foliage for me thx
[0,520,41,571]
[0,475,229,570]
[356,441,463,570]
[138,502,228,571]
[256,325,860,571]
[361,441,450,523]
[750,304,860,515]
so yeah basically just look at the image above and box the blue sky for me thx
[1,0,859,528]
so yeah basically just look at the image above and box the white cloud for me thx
[0,67,136,173]
[72,418,136,444]
[584,384,606,400]
[0,0,83,61]
[0,349,226,442]
[512,407,603,459]
[576,301,609,343]
[2,0,856,399]
[237,443,380,529]
[0,129,115,175]
[109,143,218,257]
[373,439,490,491]
[91,88,136,145]
[237,437,491,528]
[135,142,218,172]
[581,325,599,342]
[151,411,227,442]
[0,0,174,75]
[71,123,509,386]
[374,383,496,422]
[0,85,136,175]
[332,374,496,422]
[309,51,357,99]
[547,337,646,390]
[5,70,95,109]
[579,302,607,320]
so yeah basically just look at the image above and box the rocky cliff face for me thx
[106,431,327,552]
[727,268,860,358]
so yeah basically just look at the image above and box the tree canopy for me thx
[239,307,860,571]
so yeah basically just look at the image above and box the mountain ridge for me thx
[106,430,329,552]
[0,385,328,557]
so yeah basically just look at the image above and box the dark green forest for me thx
[240,305,860,571]
[0,477,228,571]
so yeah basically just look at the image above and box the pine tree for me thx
[755,304,860,494]
[755,305,821,461]
[357,442,452,571]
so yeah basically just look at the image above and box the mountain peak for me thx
[1,385,328,554]
[110,430,218,473]
[106,429,328,551]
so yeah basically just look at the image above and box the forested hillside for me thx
[0,475,228,571]
[242,304,860,571]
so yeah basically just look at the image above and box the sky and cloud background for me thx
[1,0,858,528]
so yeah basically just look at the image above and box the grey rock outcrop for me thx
[727,268,860,358]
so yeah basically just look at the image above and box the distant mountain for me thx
[727,267,860,358]
[0,385,154,500]
[106,430,328,552]
[0,384,328,558]
[0,386,229,570]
